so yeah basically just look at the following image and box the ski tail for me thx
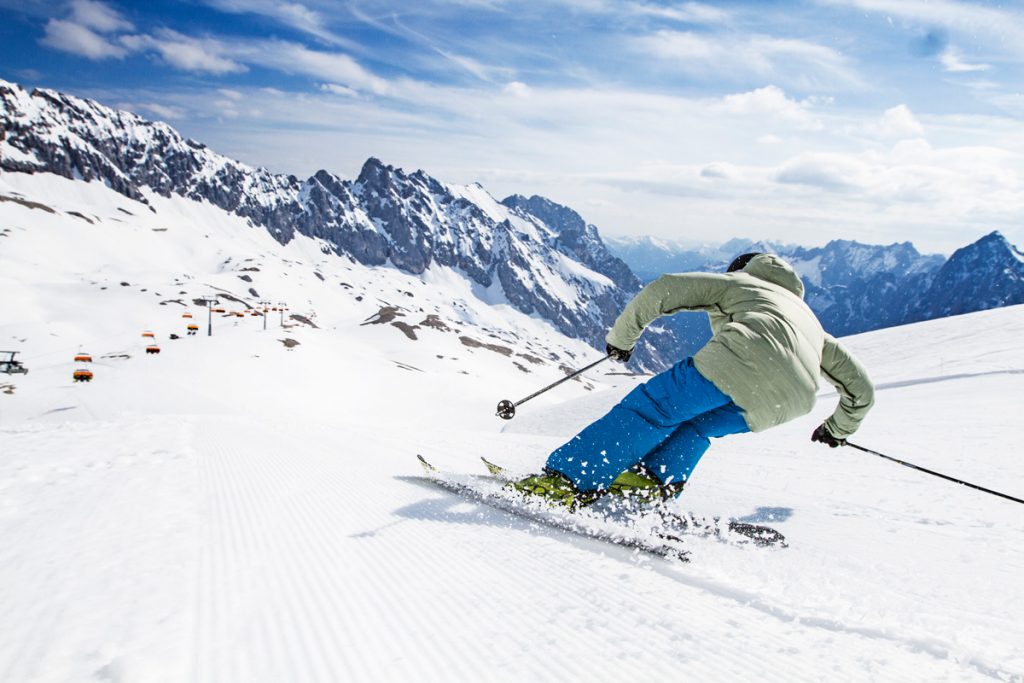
[480,456,509,478]
[417,453,440,474]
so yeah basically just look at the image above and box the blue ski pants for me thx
[546,357,750,492]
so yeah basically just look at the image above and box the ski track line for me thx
[645,563,1018,682]
[400,481,986,683]
[819,368,1024,399]
[193,419,478,683]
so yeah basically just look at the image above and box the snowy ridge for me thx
[1,79,683,368]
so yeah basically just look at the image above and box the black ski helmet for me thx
[726,252,763,273]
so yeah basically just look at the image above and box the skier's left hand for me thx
[606,344,632,363]
[811,424,846,448]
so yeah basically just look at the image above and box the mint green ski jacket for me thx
[606,254,874,437]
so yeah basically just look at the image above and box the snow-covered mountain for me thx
[0,79,685,369]
[907,231,1024,322]
[608,232,1024,337]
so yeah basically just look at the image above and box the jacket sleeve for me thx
[819,335,875,439]
[606,272,733,351]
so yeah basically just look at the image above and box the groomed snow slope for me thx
[2,172,1024,682]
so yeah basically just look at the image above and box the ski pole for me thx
[845,441,1024,505]
[496,354,611,420]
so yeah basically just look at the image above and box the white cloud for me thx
[503,81,531,98]
[776,153,871,191]
[321,83,359,97]
[218,88,244,100]
[201,0,358,49]
[133,102,186,120]
[40,18,126,59]
[121,30,246,74]
[700,162,738,179]
[635,30,862,90]
[627,2,731,24]
[69,0,132,33]
[432,49,516,82]
[232,40,391,94]
[716,86,822,129]
[867,104,925,139]
[939,47,990,73]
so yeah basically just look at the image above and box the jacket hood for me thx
[741,254,805,299]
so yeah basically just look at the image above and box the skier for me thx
[512,252,875,508]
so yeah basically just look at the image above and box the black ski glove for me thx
[811,424,846,448]
[606,344,632,363]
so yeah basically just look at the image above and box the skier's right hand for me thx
[606,344,632,363]
[811,423,845,448]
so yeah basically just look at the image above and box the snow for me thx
[789,254,823,287]
[2,170,1024,681]
[551,250,615,289]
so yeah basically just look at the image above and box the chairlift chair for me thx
[0,351,28,375]
[145,345,161,354]
[73,368,94,382]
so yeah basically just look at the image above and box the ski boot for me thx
[507,469,600,510]
[608,465,685,503]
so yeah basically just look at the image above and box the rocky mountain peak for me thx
[1,80,678,368]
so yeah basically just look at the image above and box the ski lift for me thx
[142,330,155,338]
[0,350,28,375]
[73,368,94,382]
[186,324,199,336]
[74,353,93,363]
[182,312,193,319]
[213,308,226,313]
[234,312,245,318]
[145,345,161,354]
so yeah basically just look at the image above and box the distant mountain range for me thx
[608,232,1024,339]
[3,78,1023,370]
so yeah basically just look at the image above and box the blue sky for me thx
[1,0,1022,253]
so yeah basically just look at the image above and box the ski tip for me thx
[480,456,506,476]
[417,454,439,474]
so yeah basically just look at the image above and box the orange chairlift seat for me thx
[142,330,155,338]
[73,368,94,382]
[74,353,92,363]
[145,345,161,354]
[182,312,193,319]
[187,324,199,331]
[212,308,226,313]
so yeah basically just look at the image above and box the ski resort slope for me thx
[2,174,1024,682]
